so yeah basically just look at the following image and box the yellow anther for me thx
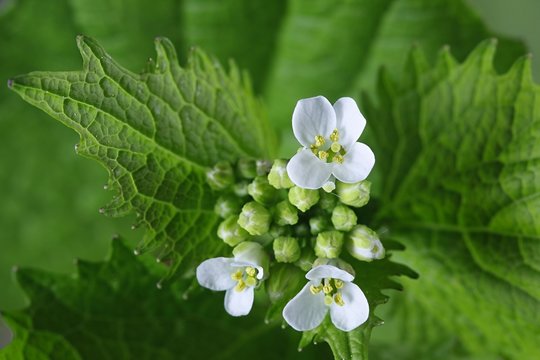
[334,292,345,306]
[330,130,339,142]
[245,266,257,277]
[235,280,247,292]
[324,295,334,306]
[334,279,344,289]
[231,270,243,281]
[318,151,328,160]
[314,135,325,147]
[323,284,333,294]
[310,145,318,155]
[330,142,341,153]
[245,276,257,287]
[332,154,344,164]
[310,285,323,294]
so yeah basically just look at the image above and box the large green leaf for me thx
[0,239,330,359]
[9,36,275,274]
[363,41,540,358]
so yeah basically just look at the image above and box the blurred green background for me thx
[0,0,538,357]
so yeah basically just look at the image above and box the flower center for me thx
[309,278,345,306]
[309,129,346,164]
[231,266,259,292]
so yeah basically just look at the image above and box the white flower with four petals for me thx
[283,264,369,331]
[287,96,375,190]
[196,242,269,317]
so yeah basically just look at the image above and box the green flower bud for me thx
[237,201,271,235]
[217,215,249,246]
[247,176,277,205]
[236,158,257,179]
[275,200,299,226]
[313,257,355,277]
[294,223,310,237]
[288,186,320,212]
[273,236,301,263]
[233,241,270,279]
[319,191,338,212]
[206,161,234,190]
[315,231,344,259]
[213,195,242,218]
[256,159,272,176]
[309,216,330,235]
[336,180,371,208]
[233,181,249,197]
[331,205,357,231]
[295,247,316,271]
[266,264,304,304]
[346,225,385,261]
[267,159,294,189]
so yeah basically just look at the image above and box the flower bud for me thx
[247,177,277,205]
[331,205,357,231]
[319,191,338,212]
[346,225,385,261]
[313,257,355,277]
[275,200,299,226]
[336,180,371,208]
[233,181,249,197]
[214,195,242,219]
[294,223,310,237]
[237,201,271,235]
[217,215,249,246]
[256,159,272,176]
[233,241,270,279]
[273,236,301,263]
[315,231,344,259]
[295,247,316,271]
[288,186,320,212]
[266,264,304,304]
[206,161,234,190]
[236,158,257,179]
[267,160,294,189]
[309,216,330,235]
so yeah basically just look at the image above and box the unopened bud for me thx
[256,159,272,176]
[336,181,371,208]
[319,191,338,212]
[237,201,271,235]
[247,177,277,205]
[346,225,385,261]
[275,200,299,226]
[288,186,320,212]
[214,195,242,218]
[217,215,249,246]
[237,158,257,179]
[233,181,249,197]
[331,205,357,231]
[206,161,234,190]
[273,236,301,263]
[309,216,330,235]
[295,248,316,271]
[268,160,294,189]
[315,231,344,258]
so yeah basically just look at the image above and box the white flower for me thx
[282,264,369,332]
[286,96,375,189]
[196,242,268,317]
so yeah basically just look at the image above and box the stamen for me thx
[332,154,344,164]
[334,279,344,289]
[318,151,328,160]
[310,285,323,294]
[310,145,318,155]
[330,142,341,153]
[334,292,345,306]
[231,270,243,281]
[245,266,257,277]
[245,276,257,287]
[323,284,333,294]
[235,280,247,292]
[330,130,339,142]
[314,135,325,147]
[324,295,333,306]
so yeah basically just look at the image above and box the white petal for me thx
[232,242,267,279]
[332,142,375,183]
[282,283,327,331]
[196,257,236,291]
[287,149,333,189]
[224,287,255,317]
[292,96,336,147]
[306,265,354,282]
[334,97,366,149]
[330,282,369,331]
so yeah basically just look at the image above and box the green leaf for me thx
[364,40,540,358]
[8,36,276,275]
[0,238,330,359]
[265,0,526,138]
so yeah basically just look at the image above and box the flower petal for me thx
[224,287,255,317]
[292,96,336,147]
[306,265,354,282]
[196,257,236,291]
[329,282,369,331]
[282,283,327,331]
[334,97,366,149]
[332,142,375,183]
[287,149,333,189]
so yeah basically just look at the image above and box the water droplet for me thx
[182,293,188,300]
[74,144,79,152]
[156,282,163,290]
[133,249,140,256]
[103,184,108,190]
[156,258,161,263]
[7,79,14,88]
[297,348,302,352]
[131,224,137,230]
[98,208,105,214]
